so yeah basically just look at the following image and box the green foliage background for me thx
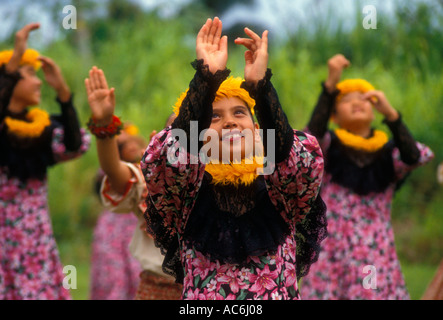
[2,0,443,299]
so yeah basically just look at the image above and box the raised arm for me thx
[1,23,39,122]
[85,67,132,194]
[235,28,293,163]
[307,54,350,139]
[172,17,230,146]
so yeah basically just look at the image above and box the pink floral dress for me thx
[140,61,327,300]
[142,128,325,300]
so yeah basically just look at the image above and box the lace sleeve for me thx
[172,59,230,150]
[383,113,420,165]
[0,65,21,124]
[54,94,82,151]
[241,69,294,163]
[306,82,339,139]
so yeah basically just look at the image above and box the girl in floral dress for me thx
[85,67,182,300]
[301,54,434,300]
[89,125,144,300]
[140,17,327,300]
[0,23,90,300]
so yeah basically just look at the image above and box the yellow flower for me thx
[172,76,255,116]
[205,156,264,187]
[4,108,51,138]
[334,128,388,152]
[336,79,375,103]
[0,49,42,70]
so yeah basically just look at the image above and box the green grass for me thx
[402,262,439,300]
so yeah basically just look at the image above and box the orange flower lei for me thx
[334,128,388,152]
[4,108,51,138]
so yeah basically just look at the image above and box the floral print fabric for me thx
[89,210,141,300]
[0,128,90,300]
[141,128,324,300]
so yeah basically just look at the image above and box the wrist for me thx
[324,79,338,93]
[87,115,123,139]
[384,109,399,122]
[55,83,71,102]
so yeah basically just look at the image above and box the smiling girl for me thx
[140,17,327,300]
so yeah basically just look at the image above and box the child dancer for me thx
[85,67,182,299]
[301,54,434,300]
[0,23,90,299]
[140,17,327,300]
[89,124,144,300]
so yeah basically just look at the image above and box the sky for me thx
[0,0,403,47]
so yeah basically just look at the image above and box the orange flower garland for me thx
[4,108,51,138]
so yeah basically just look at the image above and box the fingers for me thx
[17,22,40,39]
[37,56,55,69]
[198,17,224,47]
[209,17,222,46]
[235,28,268,52]
[97,68,109,90]
[109,88,115,105]
[88,66,108,91]
[84,78,92,96]
[197,18,212,45]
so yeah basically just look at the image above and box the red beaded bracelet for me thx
[87,115,123,139]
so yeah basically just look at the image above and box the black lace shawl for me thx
[0,65,83,181]
[146,60,327,283]
[307,82,421,195]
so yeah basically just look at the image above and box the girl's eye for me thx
[235,110,246,115]
[212,113,220,119]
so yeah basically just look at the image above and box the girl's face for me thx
[206,96,260,163]
[11,65,42,110]
[118,134,146,163]
[333,91,374,129]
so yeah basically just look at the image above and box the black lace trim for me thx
[0,116,57,181]
[172,59,230,151]
[241,69,294,163]
[383,113,420,165]
[144,195,184,284]
[307,82,339,138]
[295,194,328,279]
[183,175,291,265]
[326,131,397,195]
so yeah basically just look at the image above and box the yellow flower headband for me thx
[0,48,42,70]
[336,79,375,103]
[172,76,256,116]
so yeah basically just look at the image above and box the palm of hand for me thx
[88,88,114,120]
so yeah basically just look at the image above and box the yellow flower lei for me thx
[205,156,264,187]
[334,128,388,152]
[4,108,51,138]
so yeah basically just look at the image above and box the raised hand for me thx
[234,28,269,86]
[325,54,350,93]
[85,67,116,126]
[6,22,40,72]
[38,56,71,102]
[363,90,399,122]
[196,17,228,74]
